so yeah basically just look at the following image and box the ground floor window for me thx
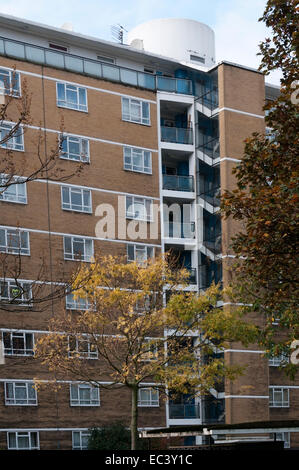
[7,431,39,450]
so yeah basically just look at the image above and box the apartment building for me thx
[0,14,297,450]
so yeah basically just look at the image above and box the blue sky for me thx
[0,0,281,84]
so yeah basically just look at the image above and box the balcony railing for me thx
[169,403,200,419]
[199,187,220,207]
[161,126,193,145]
[164,222,195,239]
[202,235,222,255]
[197,137,220,160]
[197,88,219,112]
[163,174,194,192]
[0,36,193,95]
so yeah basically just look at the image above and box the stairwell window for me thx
[126,196,153,222]
[0,122,24,151]
[122,97,150,125]
[123,147,152,174]
[5,381,37,405]
[59,135,89,162]
[56,82,87,111]
[70,383,100,406]
[63,236,93,262]
[7,431,39,450]
[0,175,27,203]
[269,387,289,408]
[3,331,34,356]
[0,68,21,96]
[138,387,159,407]
[61,186,92,213]
[0,228,30,255]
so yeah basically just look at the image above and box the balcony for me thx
[164,222,195,239]
[163,174,194,192]
[169,403,200,419]
[0,36,193,95]
[161,126,193,145]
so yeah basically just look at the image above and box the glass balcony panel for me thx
[164,222,195,239]
[157,76,176,92]
[161,126,193,145]
[83,60,102,77]
[65,55,84,73]
[25,46,45,64]
[45,50,64,68]
[137,72,155,90]
[120,68,138,86]
[5,40,25,59]
[163,174,194,192]
[102,64,120,82]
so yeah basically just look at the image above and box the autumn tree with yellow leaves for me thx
[35,254,258,450]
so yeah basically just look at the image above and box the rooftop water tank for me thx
[128,18,215,68]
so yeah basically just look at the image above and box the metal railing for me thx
[169,403,200,419]
[164,222,195,239]
[0,36,193,95]
[202,235,222,255]
[197,137,220,160]
[199,187,220,207]
[197,88,219,112]
[163,174,194,192]
[161,126,193,145]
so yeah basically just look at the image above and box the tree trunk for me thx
[130,386,138,450]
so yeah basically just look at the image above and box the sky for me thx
[0,0,282,85]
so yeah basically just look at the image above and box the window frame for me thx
[121,97,150,125]
[3,331,34,356]
[65,292,93,311]
[72,431,91,450]
[0,279,32,305]
[125,196,153,222]
[68,335,98,359]
[0,122,24,151]
[0,227,30,255]
[61,185,92,213]
[7,431,39,450]
[127,244,155,265]
[5,381,37,406]
[0,67,21,97]
[0,175,27,204]
[138,387,159,407]
[269,387,290,408]
[123,146,152,174]
[63,236,93,262]
[59,134,90,162]
[56,82,88,112]
[70,383,100,407]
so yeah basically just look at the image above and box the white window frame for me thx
[270,432,290,449]
[56,82,88,112]
[63,236,93,262]
[269,354,289,367]
[65,292,93,311]
[138,387,159,407]
[269,387,290,408]
[121,97,150,125]
[0,227,30,255]
[0,175,27,204]
[0,279,32,305]
[141,338,159,362]
[70,383,100,406]
[68,335,98,359]
[123,147,152,174]
[125,196,153,222]
[7,431,39,450]
[0,68,21,97]
[59,134,89,162]
[72,430,91,450]
[0,122,24,151]
[127,244,155,265]
[5,381,37,406]
[2,331,34,356]
[61,186,92,213]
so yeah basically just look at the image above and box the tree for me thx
[221,0,299,377]
[87,423,134,450]
[35,254,257,450]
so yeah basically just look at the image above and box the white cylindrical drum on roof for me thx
[128,18,216,68]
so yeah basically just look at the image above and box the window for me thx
[61,186,92,213]
[7,431,39,450]
[127,244,155,265]
[0,68,20,96]
[138,387,159,407]
[0,279,32,304]
[49,43,68,52]
[59,134,89,162]
[5,381,37,405]
[141,338,158,362]
[269,387,289,408]
[123,147,152,174]
[3,331,34,356]
[270,432,290,449]
[190,54,205,64]
[56,82,87,111]
[269,354,289,367]
[126,196,153,221]
[0,122,24,151]
[68,336,98,359]
[65,292,93,311]
[122,97,150,125]
[97,55,115,64]
[72,431,91,450]
[0,228,30,255]
[63,236,93,262]
[70,383,100,406]
[0,175,27,203]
